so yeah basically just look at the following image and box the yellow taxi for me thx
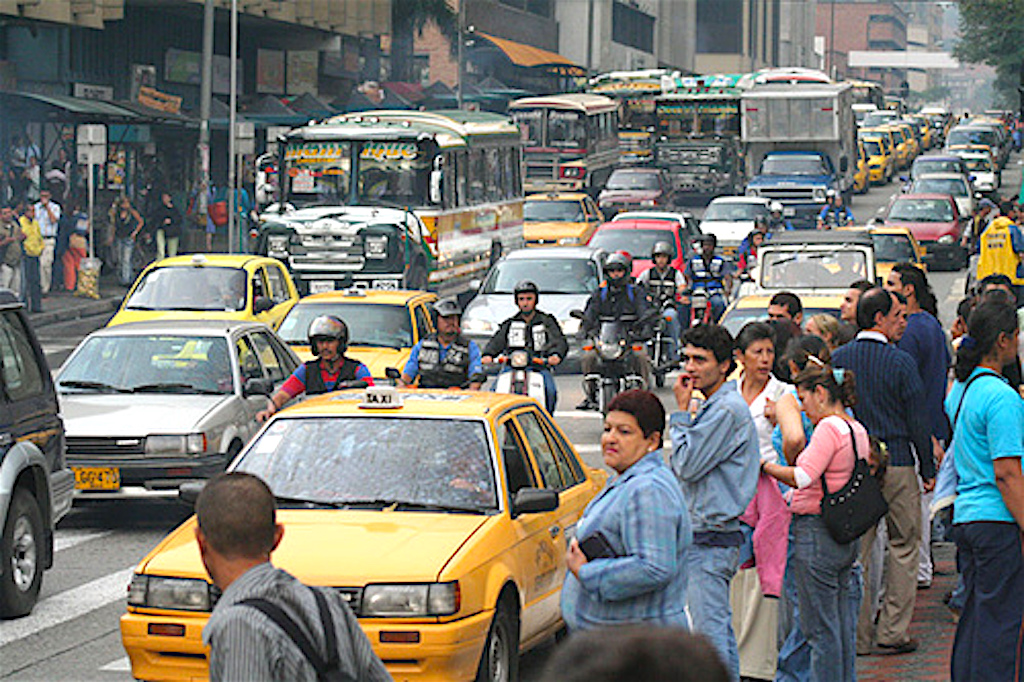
[858,134,894,185]
[108,254,299,329]
[853,142,870,194]
[276,289,437,379]
[880,125,912,169]
[893,122,920,163]
[120,387,607,682]
[908,115,934,150]
[861,127,901,170]
[523,192,604,247]
[839,226,926,282]
[720,293,845,336]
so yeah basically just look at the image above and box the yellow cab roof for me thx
[525,192,590,202]
[277,387,534,420]
[296,288,436,307]
[142,253,284,271]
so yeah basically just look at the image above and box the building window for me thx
[696,0,742,54]
[612,1,655,54]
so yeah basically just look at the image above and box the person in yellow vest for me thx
[976,213,1024,303]
[18,202,44,312]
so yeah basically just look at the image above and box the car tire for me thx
[0,488,44,619]
[600,383,617,416]
[476,601,519,682]
[655,371,665,388]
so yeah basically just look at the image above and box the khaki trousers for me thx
[856,465,921,650]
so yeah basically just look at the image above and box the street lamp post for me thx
[227,0,238,253]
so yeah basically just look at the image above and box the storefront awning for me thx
[0,92,140,120]
[475,33,585,76]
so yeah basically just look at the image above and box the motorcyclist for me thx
[637,240,684,361]
[402,298,484,389]
[575,252,653,411]
[767,201,793,231]
[482,280,568,412]
[738,215,771,256]
[257,315,373,422]
[817,189,854,229]
[683,233,733,323]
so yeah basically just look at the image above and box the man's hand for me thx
[922,477,936,493]
[547,355,561,366]
[932,437,945,466]
[673,373,693,412]
[481,355,493,365]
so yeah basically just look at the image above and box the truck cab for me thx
[745,150,845,228]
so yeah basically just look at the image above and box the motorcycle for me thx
[488,351,550,408]
[648,299,679,388]
[682,287,713,327]
[574,312,648,415]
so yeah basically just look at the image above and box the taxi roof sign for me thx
[360,385,404,409]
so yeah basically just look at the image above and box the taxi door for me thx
[257,262,298,329]
[496,416,561,644]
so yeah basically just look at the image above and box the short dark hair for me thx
[735,321,775,353]
[701,233,717,247]
[196,472,277,559]
[979,273,1017,304]
[541,626,729,682]
[855,287,894,330]
[769,291,803,318]
[848,279,873,293]
[681,323,736,372]
[607,389,666,449]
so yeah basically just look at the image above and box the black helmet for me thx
[651,241,673,259]
[308,315,349,355]
[433,297,462,318]
[605,251,630,271]
[514,280,539,299]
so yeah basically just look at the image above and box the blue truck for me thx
[740,80,857,229]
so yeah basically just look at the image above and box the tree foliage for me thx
[954,0,1024,103]
[390,0,458,83]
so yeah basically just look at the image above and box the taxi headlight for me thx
[561,317,581,335]
[463,318,496,335]
[510,350,529,368]
[362,582,459,617]
[128,574,214,611]
[145,434,208,456]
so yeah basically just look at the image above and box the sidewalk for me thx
[26,275,128,329]
[857,542,957,681]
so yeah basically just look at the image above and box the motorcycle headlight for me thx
[463,318,496,335]
[561,317,581,335]
[128,574,215,611]
[267,234,289,257]
[362,582,459,617]
[145,434,208,456]
[365,235,388,259]
[938,235,955,244]
[558,237,581,245]
[598,340,624,360]
[510,350,529,368]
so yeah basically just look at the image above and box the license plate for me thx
[309,280,334,294]
[73,467,120,491]
[372,279,399,290]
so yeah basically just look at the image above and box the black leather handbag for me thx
[821,420,889,544]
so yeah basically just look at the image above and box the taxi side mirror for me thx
[511,487,558,517]
[253,296,274,314]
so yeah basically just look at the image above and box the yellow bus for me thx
[508,93,620,195]
[261,110,524,295]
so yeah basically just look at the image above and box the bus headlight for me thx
[267,235,290,257]
[365,235,388,259]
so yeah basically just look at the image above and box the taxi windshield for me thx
[524,200,586,222]
[872,234,915,262]
[482,257,599,295]
[278,302,413,349]
[760,250,869,289]
[58,335,233,395]
[124,267,248,312]
[236,416,498,512]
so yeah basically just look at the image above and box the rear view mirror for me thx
[429,170,443,204]
[253,296,274,314]
[243,377,274,397]
[511,487,558,517]
[569,309,584,320]
[385,367,401,386]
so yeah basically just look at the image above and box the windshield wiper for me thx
[129,382,221,394]
[339,498,489,514]
[274,495,347,509]
[58,379,128,393]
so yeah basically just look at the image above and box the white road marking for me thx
[0,568,134,647]
[574,444,601,453]
[99,657,132,672]
[553,411,602,419]
[53,530,114,553]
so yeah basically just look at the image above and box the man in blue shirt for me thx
[402,298,484,389]
[670,323,759,681]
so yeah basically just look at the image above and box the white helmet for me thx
[769,201,783,213]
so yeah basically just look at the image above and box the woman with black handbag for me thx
[761,363,874,682]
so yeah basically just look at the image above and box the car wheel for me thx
[0,489,44,619]
[476,601,519,682]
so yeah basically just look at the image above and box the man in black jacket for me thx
[482,280,568,412]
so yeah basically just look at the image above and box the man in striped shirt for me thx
[197,472,391,681]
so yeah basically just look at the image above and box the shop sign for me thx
[285,142,346,163]
[138,86,182,115]
[73,83,114,101]
[359,142,418,162]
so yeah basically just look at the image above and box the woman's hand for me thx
[566,538,588,578]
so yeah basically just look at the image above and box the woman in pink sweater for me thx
[762,362,869,682]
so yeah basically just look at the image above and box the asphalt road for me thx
[1,157,1010,680]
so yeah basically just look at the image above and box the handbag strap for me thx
[952,370,1001,431]
[820,417,860,498]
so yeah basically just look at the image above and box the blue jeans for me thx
[685,543,741,681]
[493,366,556,413]
[790,514,859,682]
[116,236,134,285]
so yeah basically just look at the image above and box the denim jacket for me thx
[561,451,691,631]
[670,380,760,533]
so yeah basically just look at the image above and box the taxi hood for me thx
[141,511,491,585]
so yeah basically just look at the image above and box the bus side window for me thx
[455,151,467,207]
[469,150,486,203]
[501,148,516,200]
[485,149,502,202]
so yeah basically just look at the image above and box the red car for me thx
[882,192,968,271]
[588,217,701,278]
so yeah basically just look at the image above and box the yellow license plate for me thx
[73,467,120,490]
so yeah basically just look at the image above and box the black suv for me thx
[0,290,74,618]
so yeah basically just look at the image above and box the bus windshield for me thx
[355,141,431,206]
[284,141,352,208]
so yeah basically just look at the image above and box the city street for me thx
[0,154,1000,680]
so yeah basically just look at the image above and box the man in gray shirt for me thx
[197,472,391,682]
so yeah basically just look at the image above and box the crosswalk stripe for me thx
[553,411,602,419]
[0,567,133,647]
[54,530,113,553]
